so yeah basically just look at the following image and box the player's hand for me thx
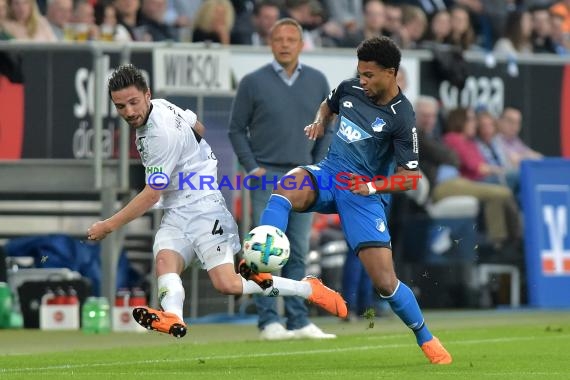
[250,167,266,177]
[87,220,113,241]
[348,173,372,196]
[304,121,325,141]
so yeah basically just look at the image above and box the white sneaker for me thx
[259,322,295,341]
[292,323,336,339]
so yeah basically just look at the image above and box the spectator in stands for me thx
[550,11,570,54]
[454,0,484,26]
[232,0,280,46]
[113,0,141,41]
[46,0,73,41]
[282,0,319,49]
[227,0,256,45]
[443,107,505,182]
[192,0,235,45]
[400,0,451,20]
[164,0,201,37]
[480,0,520,50]
[3,0,56,41]
[138,0,178,41]
[446,5,478,50]
[322,0,362,36]
[0,0,14,39]
[530,5,557,53]
[382,1,402,38]
[228,18,334,340]
[475,111,508,171]
[496,107,543,169]
[339,0,386,48]
[423,9,451,45]
[94,2,132,42]
[392,4,428,49]
[475,110,519,194]
[416,96,521,247]
[305,0,342,48]
[493,10,533,54]
[550,0,570,34]
[72,0,99,41]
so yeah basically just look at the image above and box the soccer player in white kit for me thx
[86,64,347,338]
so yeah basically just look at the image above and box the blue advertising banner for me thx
[520,159,570,307]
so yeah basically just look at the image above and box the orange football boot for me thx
[132,306,187,338]
[238,259,273,290]
[421,337,453,364]
[303,275,348,318]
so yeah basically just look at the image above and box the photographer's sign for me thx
[153,48,231,94]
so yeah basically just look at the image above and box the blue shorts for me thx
[301,164,391,253]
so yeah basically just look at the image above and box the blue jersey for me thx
[302,79,419,251]
[320,78,419,179]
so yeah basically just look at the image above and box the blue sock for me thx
[260,194,291,232]
[382,281,433,346]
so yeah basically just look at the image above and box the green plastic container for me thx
[82,297,110,334]
[0,282,12,329]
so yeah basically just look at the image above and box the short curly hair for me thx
[108,64,148,97]
[357,36,401,73]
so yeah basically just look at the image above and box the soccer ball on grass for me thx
[243,225,290,273]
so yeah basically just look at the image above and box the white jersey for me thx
[136,99,219,209]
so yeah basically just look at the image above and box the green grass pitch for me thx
[0,310,568,380]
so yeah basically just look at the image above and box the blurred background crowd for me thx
[0,0,568,55]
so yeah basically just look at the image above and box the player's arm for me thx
[305,99,336,141]
[347,167,422,195]
[193,120,206,137]
[306,83,343,141]
[87,185,161,241]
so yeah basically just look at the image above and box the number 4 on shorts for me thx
[211,219,224,235]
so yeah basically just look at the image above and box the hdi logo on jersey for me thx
[337,116,372,143]
[541,204,570,275]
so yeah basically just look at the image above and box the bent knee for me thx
[372,275,399,296]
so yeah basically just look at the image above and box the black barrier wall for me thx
[420,58,565,157]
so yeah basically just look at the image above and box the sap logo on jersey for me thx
[337,116,372,143]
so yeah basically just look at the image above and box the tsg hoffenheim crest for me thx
[376,218,386,232]
[372,117,386,132]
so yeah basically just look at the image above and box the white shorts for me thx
[153,193,241,271]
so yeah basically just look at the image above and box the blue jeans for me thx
[342,249,374,315]
[251,169,313,330]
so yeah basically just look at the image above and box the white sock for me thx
[241,276,312,297]
[157,273,185,320]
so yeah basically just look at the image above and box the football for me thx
[243,225,290,273]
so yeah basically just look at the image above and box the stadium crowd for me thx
[0,0,568,55]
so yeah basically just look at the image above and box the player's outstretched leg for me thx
[132,306,188,338]
[239,261,348,318]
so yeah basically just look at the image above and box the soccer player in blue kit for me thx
[253,37,452,364]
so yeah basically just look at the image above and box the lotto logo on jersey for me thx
[337,116,372,143]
